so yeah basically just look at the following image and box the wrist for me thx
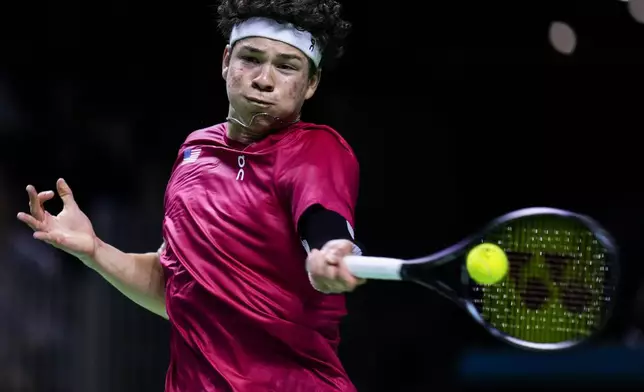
[79,236,103,270]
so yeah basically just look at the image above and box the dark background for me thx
[1,0,644,391]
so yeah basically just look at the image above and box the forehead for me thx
[234,37,307,59]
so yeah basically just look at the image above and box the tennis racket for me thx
[344,207,619,351]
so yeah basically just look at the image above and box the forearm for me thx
[81,238,167,319]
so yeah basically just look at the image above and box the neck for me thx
[225,106,300,144]
[226,120,255,145]
[224,106,263,144]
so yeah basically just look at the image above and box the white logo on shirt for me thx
[236,155,246,181]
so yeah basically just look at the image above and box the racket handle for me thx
[343,255,404,280]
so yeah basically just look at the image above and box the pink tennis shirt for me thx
[159,122,360,391]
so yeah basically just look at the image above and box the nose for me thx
[251,64,275,93]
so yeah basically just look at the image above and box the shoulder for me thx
[274,122,359,179]
[168,123,226,170]
[280,122,356,158]
[181,123,227,148]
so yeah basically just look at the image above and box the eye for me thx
[277,64,297,71]
[241,56,260,64]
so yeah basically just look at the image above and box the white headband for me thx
[230,17,323,67]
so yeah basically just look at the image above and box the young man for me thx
[17,0,364,391]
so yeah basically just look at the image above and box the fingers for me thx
[17,212,45,231]
[321,239,353,259]
[307,250,338,292]
[26,183,55,220]
[56,178,76,207]
[320,239,365,289]
[39,190,55,203]
[307,247,365,293]
[33,231,64,246]
[26,185,45,221]
[308,250,338,280]
[16,211,64,246]
[307,249,326,275]
[320,240,350,267]
[322,257,339,281]
[338,262,366,289]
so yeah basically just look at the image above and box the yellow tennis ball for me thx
[466,243,509,285]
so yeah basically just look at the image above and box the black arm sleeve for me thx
[297,204,364,253]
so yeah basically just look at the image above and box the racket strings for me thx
[507,251,607,312]
[469,217,617,344]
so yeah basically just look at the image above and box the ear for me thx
[222,44,232,80]
[304,67,322,100]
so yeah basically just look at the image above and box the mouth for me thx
[245,96,273,106]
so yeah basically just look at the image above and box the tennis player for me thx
[17,0,363,391]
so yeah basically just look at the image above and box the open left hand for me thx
[306,239,366,294]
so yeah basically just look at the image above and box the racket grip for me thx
[343,255,404,280]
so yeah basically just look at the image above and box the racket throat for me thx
[405,261,467,307]
[411,278,466,308]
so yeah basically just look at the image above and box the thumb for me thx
[57,178,77,207]
[339,240,354,254]
[322,239,354,254]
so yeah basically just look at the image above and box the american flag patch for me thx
[182,148,201,164]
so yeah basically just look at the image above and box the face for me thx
[222,37,320,133]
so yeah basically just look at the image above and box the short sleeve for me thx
[276,129,360,231]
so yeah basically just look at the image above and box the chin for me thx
[247,112,290,129]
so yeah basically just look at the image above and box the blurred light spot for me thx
[628,0,644,24]
[549,21,577,55]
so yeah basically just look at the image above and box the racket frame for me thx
[345,207,620,351]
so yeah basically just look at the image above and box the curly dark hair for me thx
[215,0,351,69]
